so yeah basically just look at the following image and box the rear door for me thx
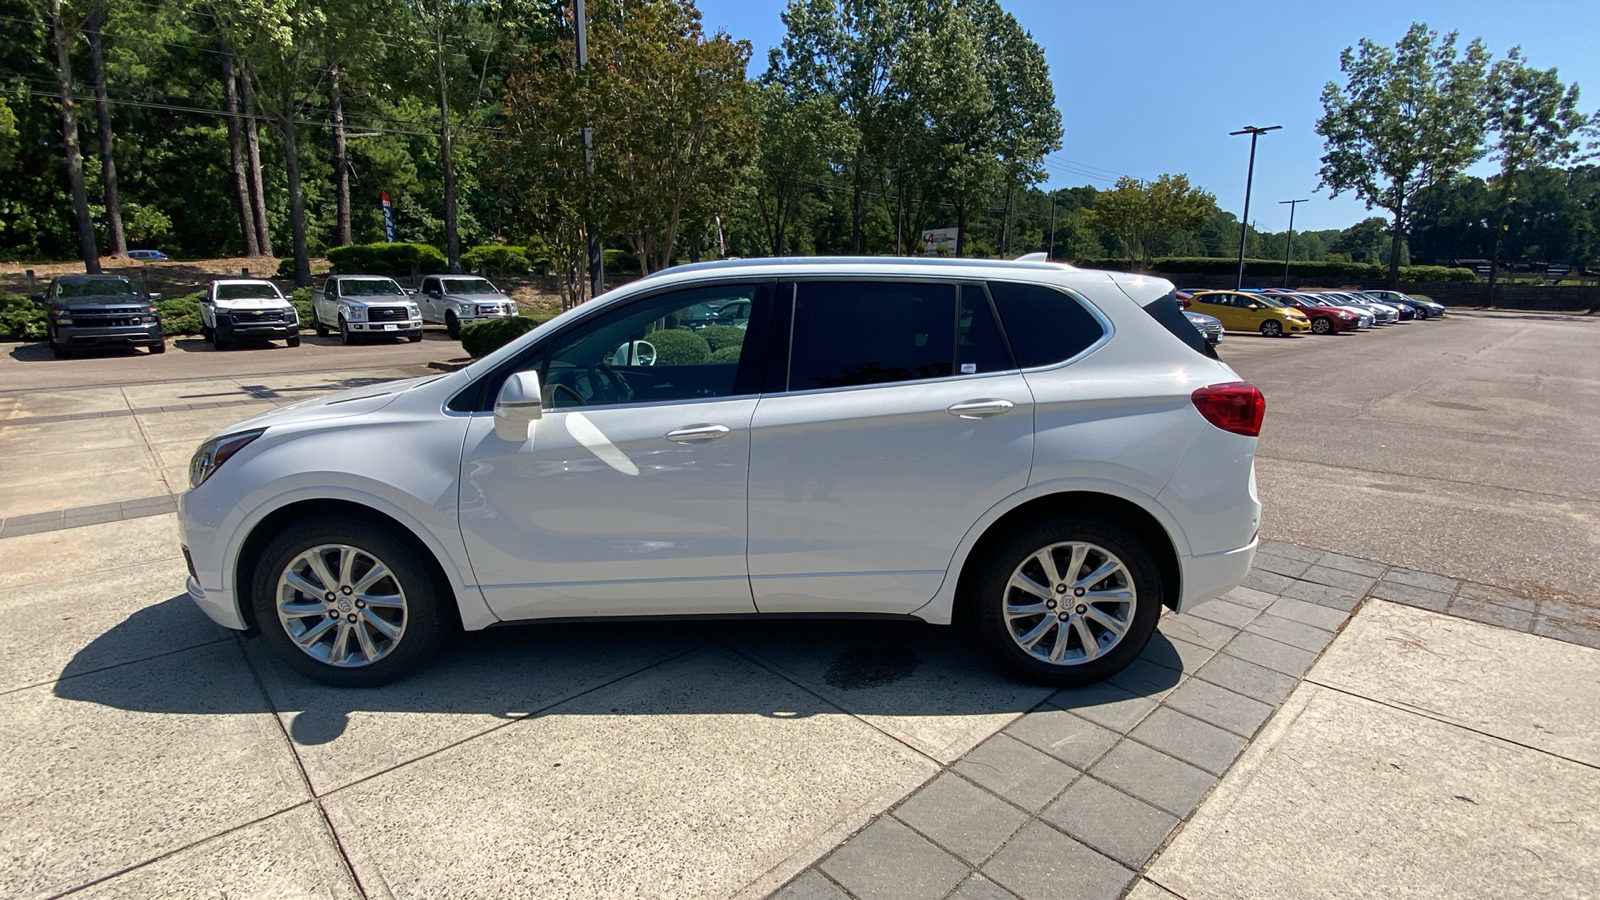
[745,280,1033,615]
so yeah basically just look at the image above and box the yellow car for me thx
[1187,291,1310,337]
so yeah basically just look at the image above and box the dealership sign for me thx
[921,227,958,255]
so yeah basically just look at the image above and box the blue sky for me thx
[693,0,1600,233]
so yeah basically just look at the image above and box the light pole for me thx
[1279,198,1308,287]
[575,0,603,297]
[1230,125,1280,290]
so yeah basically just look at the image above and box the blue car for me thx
[126,249,169,261]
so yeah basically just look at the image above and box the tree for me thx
[84,8,125,257]
[216,34,261,257]
[46,0,101,272]
[1085,174,1214,269]
[1483,48,1591,289]
[1317,23,1490,287]
[750,84,852,256]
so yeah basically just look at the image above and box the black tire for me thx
[149,339,166,354]
[445,311,460,340]
[339,315,356,345]
[1414,307,1429,320]
[286,335,302,348]
[1310,317,1332,335]
[969,515,1163,687]
[314,318,329,337]
[408,331,423,343]
[1260,320,1283,337]
[202,323,214,342]
[250,516,451,687]
[214,335,230,351]
[50,336,71,359]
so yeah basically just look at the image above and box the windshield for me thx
[58,277,139,298]
[442,278,499,295]
[340,279,404,297]
[216,282,282,301]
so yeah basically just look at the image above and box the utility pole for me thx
[575,0,603,297]
[1278,198,1308,287]
[1047,201,1057,261]
[1230,125,1280,290]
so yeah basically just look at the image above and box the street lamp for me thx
[1279,198,1309,287]
[575,0,603,297]
[1230,125,1280,290]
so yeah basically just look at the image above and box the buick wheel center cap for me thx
[338,598,352,613]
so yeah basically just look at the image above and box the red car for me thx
[1267,292,1363,334]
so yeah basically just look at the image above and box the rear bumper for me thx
[1177,538,1258,612]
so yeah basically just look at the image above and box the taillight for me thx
[1192,382,1265,437]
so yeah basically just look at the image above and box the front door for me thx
[746,280,1034,615]
[457,282,773,621]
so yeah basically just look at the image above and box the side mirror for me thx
[30,294,46,305]
[1247,303,1260,310]
[493,370,543,442]
[148,292,163,301]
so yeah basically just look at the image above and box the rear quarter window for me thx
[986,281,1105,368]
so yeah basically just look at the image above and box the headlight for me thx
[407,304,420,316]
[189,429,265,489]
[344,305,365,320]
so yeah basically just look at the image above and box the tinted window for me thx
[986,281,1105,368]
[789,282,956,390]
[339,279,404,297]
[539,283,762,409]
[1139,289,1209,355]
[958,287,1013,375]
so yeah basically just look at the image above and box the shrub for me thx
[1399,265,1477,283]
[644,328,710,365]
[289,287,314,327]
[461,315,540,358]
[461,244,531,275]
[276,257,296,278]
[154,291,204,335]
[327,242,447,276]
[696,324,745,351]
[603,248,641,273]
[0,295,46,341]
[709,344,743,363]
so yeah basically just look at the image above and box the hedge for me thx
[155,292,206,335]
[709,344,743,363]
[0,295,45,340]
[644,328,710,364]
[461,245,532,275]
[328,242,447,276]
[603,248,641,273]
[289,287,314,326]
[458,314,559,358]
[1071,257,1477,282]
[696,324,745,352]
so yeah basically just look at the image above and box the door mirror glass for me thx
[30,294,45,305]
[494,370,543,442]
[148,292,163,302]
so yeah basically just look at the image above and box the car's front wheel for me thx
[1310,317,1332,335]
[251,517,450,687]
[445,311,460,340]
[1260,320,1283,337]
[970,515,1162,687]
[1414,307,1429,320]
[339,315,356,346]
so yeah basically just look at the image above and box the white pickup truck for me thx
[416,275,517,339]
[199,279,301,350]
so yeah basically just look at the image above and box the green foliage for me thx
[460,315,539,358]
[289,287,314,326]
[696,325,746,351]
[1086,175,1216,268]
[460,245,532,274]
[1398,265,1477,282]
[1072,257,1476,282]
[277,257,298,279]
[154,292,205,335]
[603,248,641,273]
[644,328,710,365]
[0,296,46,341]
[709,344,743,363]
[327,243,446,276]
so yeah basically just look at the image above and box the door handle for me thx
[947,399,1015,419]
[665,424,730,443]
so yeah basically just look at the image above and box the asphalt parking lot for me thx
[2,311,1597,899]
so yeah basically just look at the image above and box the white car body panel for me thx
[180,257,1261,643]
[199,279,297,331]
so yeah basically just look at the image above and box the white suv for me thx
[313,275,423,343]
[180,258,1262,687]
[416,275,517,339]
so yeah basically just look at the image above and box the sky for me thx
[691,0,1600,233]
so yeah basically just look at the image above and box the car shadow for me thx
[7,341,150,361]
[54,596,1186,745]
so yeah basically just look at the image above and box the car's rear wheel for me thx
[251,517,449,687]
[1260,320,1283,337]
[970,515,1162,687]
[445,311,460,340]
[1311,317,1332,335]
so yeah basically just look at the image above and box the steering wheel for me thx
[611,340,657,367]
[548,382,586,407]
[586,361,634,404]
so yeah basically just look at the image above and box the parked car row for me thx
[1174,287,1446,340]
[31,271,525,357]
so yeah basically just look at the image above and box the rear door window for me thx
[986,281,1106,368]
[788,281,958,390]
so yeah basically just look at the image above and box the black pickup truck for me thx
[34,274,166,358]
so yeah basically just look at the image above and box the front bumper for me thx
[217,316,298,340]
[1283,319,1310,333]
[349,317,424,334]
[58,323,163,347]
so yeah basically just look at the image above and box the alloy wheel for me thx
[1261,320,1282,337]
[276,543,408,667]
[1003,541,1136,666]
[1311,318,1331,334]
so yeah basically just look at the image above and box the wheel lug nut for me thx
[355,600,365,609]
[1076,605,1087,614]
[1055,584,1067,593]
[328,611,339,619]
[341,586,352,595]
[347,613,358,623]
[1073,587,1085,597]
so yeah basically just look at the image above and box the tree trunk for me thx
[850,144,865,254]
[435,5,461,272]
[85,13,125,257]
[280,85,310,287]
[1485,174,1513,301]
[1386,183,1404,290]
[999,183,1014,255]
[219,39,258,257]
[49,1,100,274]
[955,204,968,257]
[241,60,273,257]
[329,62,352,247]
